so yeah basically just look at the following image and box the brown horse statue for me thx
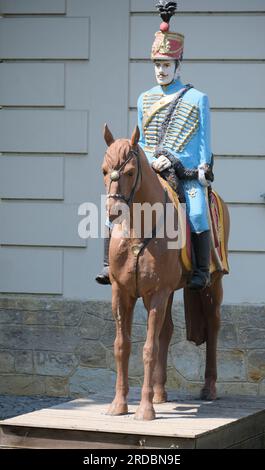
[101,124,230,421]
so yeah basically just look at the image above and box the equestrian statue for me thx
[96,1,230,420]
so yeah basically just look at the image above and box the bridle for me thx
[104,143,169,297]
[106,146,142,207]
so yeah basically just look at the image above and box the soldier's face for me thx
[154,60,176,86]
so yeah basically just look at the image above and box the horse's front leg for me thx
[152,292,174,404]
[135,290,171,421]
[107,282,136,415]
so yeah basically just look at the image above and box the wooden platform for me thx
[1,392,265,449]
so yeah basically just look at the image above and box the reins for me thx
[106,145,169,297]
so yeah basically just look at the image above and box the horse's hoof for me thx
[200,387,217,401]
[106,402,128,415]
[134,405,156,421]
[153,391,167,404]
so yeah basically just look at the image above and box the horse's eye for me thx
[127,171,133,177]
[102,169,107,176]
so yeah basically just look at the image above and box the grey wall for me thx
[0,0,264,303]
[0,0,130,300]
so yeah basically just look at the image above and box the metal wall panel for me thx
[212,111,265,156]
[0,63,64,106]
[62,0,131,298]
[0,18,89,59]
[0,111,88,153]
[64,155,95,203]
[214,159,265,204]
[130,15,265,59]
[0,156,64,200]
[0,0,66,14]
[129,62,265,109]
[0,203,86,247]
[223,253,265,303]
[228,205,265,252]
[65,62,91,110]
[131,0,265,12]
[63,246,111,300]
[67,0,90,16]
[0,248,63,294]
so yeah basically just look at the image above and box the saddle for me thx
[158,176,229,275]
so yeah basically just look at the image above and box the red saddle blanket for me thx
[180,189,229,274]
[159,176,229,275]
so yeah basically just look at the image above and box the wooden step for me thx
[0,394,265,449]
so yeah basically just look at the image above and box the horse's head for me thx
[102,124,141,221]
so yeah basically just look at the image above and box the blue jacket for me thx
[137,78,212,233]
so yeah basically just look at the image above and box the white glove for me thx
[198,164,209,187]
[152,155,172,172]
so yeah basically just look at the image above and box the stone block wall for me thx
[0,296,264,397]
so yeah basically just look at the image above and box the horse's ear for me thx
[130,125,140,147]
[104,124,115,147]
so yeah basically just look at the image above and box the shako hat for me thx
[151,1,184,61]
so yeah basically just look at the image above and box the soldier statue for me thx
[96,1,213,291]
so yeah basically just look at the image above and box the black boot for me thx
[189,230,211,290]
[95,229,111,285]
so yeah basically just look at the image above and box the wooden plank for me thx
[214,158,265,204]
[27,416,252,435]
[129,110,265,156]
[1,396,264,449]
[129,62,265,109]
[0,203,86,247]
[0,156,64,200]
[2,413,231,435]
[0,110,88,153]
[49,395,265,410]
[0,0,66,14]
[0,418,197,440]
[0,401,258,437]
[0,247,62,294]
[0,63,64,107]
[3,396,265,432]
[196,410,265,448]
[0,18,89,59]
[0,425,194,449]
[223,253,265,303]
[130,0,265,12]
[229,433,265,449]
[130,15,265,60]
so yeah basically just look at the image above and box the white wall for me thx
[0,0,264,303]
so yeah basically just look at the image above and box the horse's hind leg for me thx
[200,276,223,400]
[152,292,174,404]
[107,282,136,416]
[135,290,171,421]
